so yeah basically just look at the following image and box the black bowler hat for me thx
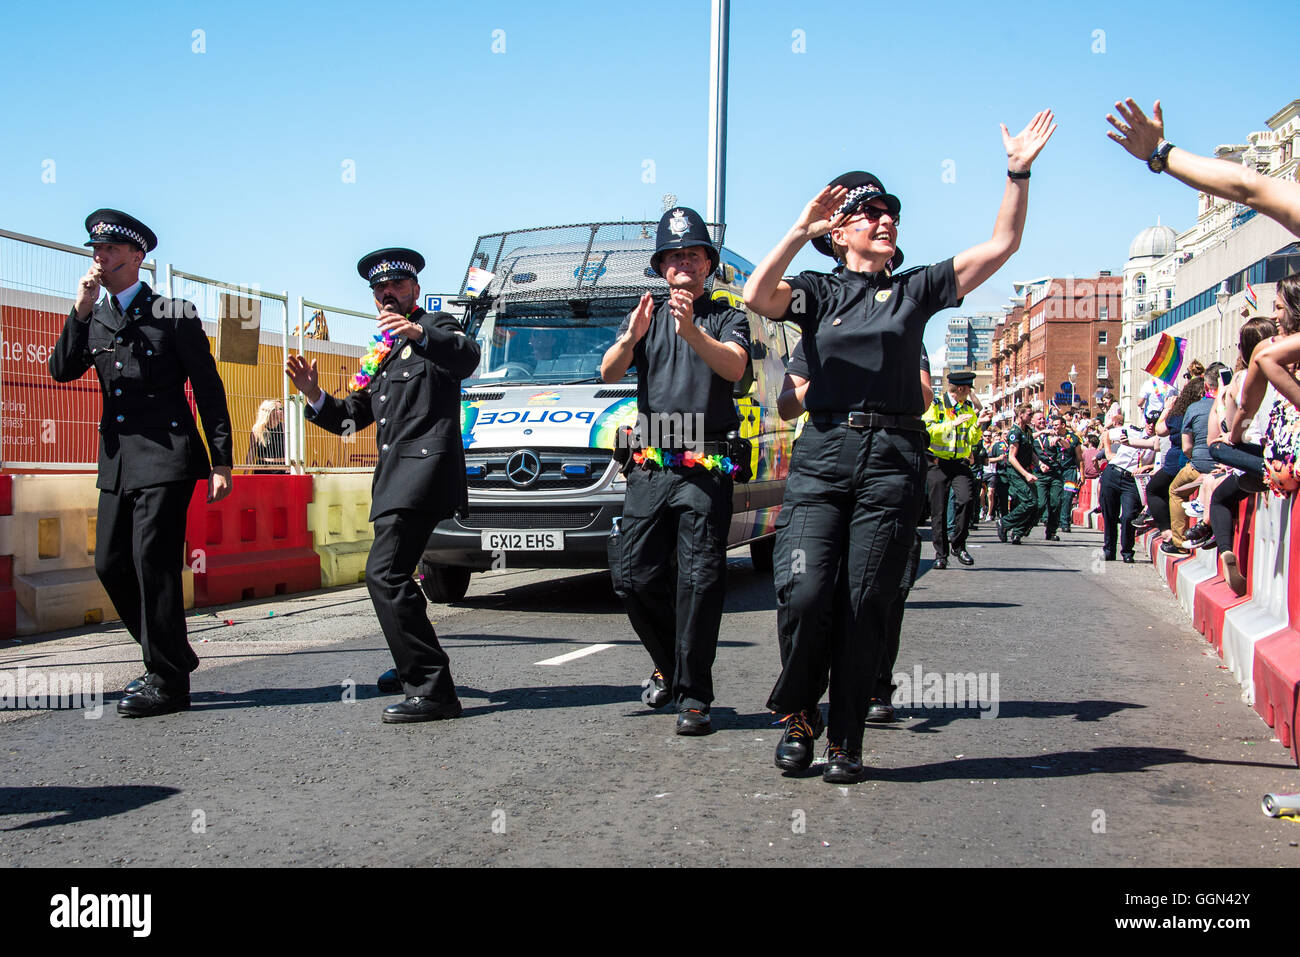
[358,247,426,286]
[649,206,720,278]
[811,171,903,272]
[947,371,976,387]
[84,209,157,254]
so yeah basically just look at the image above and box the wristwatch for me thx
[1148,139,1174,173]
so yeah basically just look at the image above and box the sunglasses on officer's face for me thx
[844,204,899,227]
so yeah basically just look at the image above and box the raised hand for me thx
[625,291,654,344]
[795,184,850,240]
[284,354,322,403]
[1003,109,1057,172]
[75,263,104,320]
[1106,98,1164,163]
[669,288,696,339]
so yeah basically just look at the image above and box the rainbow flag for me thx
[1144,333,1186,385]
[1245,282,1258,311]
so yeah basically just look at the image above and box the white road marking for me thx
[535,643,615,666]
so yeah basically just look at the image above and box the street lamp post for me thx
[1069,363,1077,408]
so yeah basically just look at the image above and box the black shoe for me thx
[641,669,672,709]
[117,686,190,718]
[933,555,949,569]
[1061,525,1072,533]
[954,548,974,566]
[381,696,463,723]
[1191,535,1217,551]
[1186,525,1214,544]
[123,673,150,695]
[676,708,712,735]
[1130,519,1156,534]
[1160,541,1189,556]
[1011,535,1023,545]
[1103,553,1116,562]
[822,745,864,783]
[377,668,403,694]
[996,517,1007,543]
[774,708,825,772]
[1045,533,1061,541]
[1122,555,1136,564]
[865,698,896,723]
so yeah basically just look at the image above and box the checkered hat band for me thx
[834,185,883,220]
[368,260,417,280]
[91,223,146,249]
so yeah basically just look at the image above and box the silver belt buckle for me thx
[846,411,869,429]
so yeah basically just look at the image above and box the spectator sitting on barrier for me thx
[1202,317,1283,594]
[1138,376,1204,542]
[1163,363,1227,555]
[247,399,287,473]
[1231,276,1300,449]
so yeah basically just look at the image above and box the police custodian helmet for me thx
[811,171,904,273]
[649,206,720,278]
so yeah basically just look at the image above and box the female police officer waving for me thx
[744,110,1055,782]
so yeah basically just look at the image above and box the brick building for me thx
[990,272,1122,424]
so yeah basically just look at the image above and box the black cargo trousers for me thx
[609,463,733,712]
[767,421,927,750]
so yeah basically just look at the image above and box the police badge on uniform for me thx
[875,290,892,303]
[401,345,412,359]
[668,210,689,237]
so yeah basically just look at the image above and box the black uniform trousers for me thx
[1099,465,1142,560]
[95,481,197,691]
[768,422,926,750]
[367,510,457,701]
[927,456,974,555]
[874,530,922,701]
[609,464,732,711]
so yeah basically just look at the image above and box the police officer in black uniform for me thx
[49,210,234,718]
[601,207,751,736]
[746,110,1055,783]
[286,248,480,723]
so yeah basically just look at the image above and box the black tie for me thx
[110,295,122,316]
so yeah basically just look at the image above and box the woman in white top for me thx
[1099,414,1160,562]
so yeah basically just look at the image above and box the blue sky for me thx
[1,0,1290,359]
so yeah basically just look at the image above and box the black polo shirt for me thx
[780,259,961,416]
[1007,424,1038,472]
[618,291,750,441]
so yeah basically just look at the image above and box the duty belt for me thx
[811,411,927,433]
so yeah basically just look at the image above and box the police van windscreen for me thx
[465,297,641,387]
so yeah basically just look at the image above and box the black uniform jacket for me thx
[307,308,480,521]
[48,284,233,493]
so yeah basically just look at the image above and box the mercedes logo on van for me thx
[505,449,542,487]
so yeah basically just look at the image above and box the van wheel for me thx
[418,563,471,603]
[750,537,775,573]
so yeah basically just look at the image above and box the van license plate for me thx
[480,530,564,551]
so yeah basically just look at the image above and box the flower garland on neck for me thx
[349,329,395,392]
[632,446,741,476]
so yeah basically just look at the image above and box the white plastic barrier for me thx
[1176,545,1218,619]
[1222,492,1291,703]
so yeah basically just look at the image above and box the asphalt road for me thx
[1,523,1297,867]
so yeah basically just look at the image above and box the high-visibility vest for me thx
[924,395,984,460]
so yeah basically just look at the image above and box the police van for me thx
[417,222,798,602]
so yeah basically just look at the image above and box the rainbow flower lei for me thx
[632,446,741,477]
[349,330,395,392]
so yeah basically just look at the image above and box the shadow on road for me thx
[886,698,1145,733]
[0,785,180,831]
[868,746,1286,781]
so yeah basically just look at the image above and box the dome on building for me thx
[1128,223,1178,261]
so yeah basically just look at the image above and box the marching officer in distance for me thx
[601,207,751,736]
[49,209,234,718]
[923,369,992,567]
[997,402,1041,545]
[285,248,480,723]
[1036,413,1081,540]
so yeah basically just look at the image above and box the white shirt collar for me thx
[107,280,143,313]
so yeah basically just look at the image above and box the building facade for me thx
[989,273,1122,423]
